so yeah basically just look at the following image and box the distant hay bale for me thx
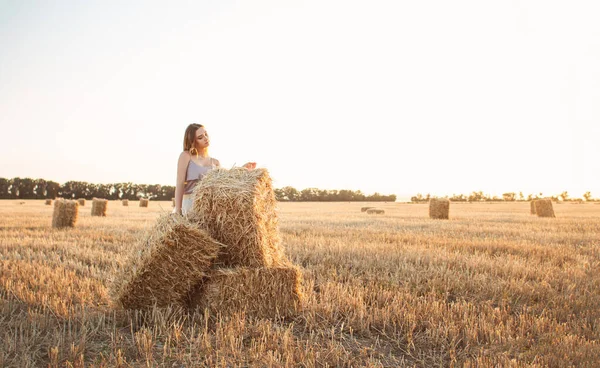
[535,199,555,218]
[190,168,284,268]
[45,199,52,205]
[172,198,175,207]
[77,198,85,206]
[188,266,303,319]
[52,199,79,228]
[530,200,537,215]
[111,214,223,310]
[361,206,374,212]
[122,199,129,206]
[139,198,149,208]
[429,198,450,219]
[366,208,385,214]
[91,198,108,217]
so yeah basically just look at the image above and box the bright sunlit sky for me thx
[1,1,599,201]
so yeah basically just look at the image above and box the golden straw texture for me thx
[188,266,303,319]
[190,168,285,267]
[112,214,223,310]
[52,199,79,228]
[429,198,450,219]
[535,199,555,218]
[91,198,108,217]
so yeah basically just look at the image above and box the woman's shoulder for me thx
[179,151,191,159]
[211,157,221,167]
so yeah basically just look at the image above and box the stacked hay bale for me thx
[78,198,86,206]
[52,199,79,228]
[530,200,537,215]
[45,199,52,205]
[139,198,149,208]
[91,198,108,217]
[366,208,385,214]
[429,198,450,219]
[361,206,373,212]
[112,215,222,310]
[187,168,303,318]
[122,199,129,206]
[535,199,555,218]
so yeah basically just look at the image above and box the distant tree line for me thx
[411,191,596,203]
[0,178,396,202]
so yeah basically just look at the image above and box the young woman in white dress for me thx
[174,123,256,215]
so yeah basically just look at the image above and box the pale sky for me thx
[1,0,599,201]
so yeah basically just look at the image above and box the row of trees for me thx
[411,191,596,203]
[0,178,396,202]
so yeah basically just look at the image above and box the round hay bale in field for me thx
[189,168,285,268]
[530,200,537,215]
[361,206,374,212]
[534,199,555,218]
[77,198,86,206]
[91,198,108,217]
[429,198,450,219]
[139,198,149,208]
[122,199,129,206]
[52,199,79,228]
[188,266,303,319]
[111,214,223,310]
[45,199,52,205]
[366,208,384,214]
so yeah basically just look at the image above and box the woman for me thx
[174,123,256,215]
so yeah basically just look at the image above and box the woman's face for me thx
[194,127,210,149]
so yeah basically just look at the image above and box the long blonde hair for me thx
[183,123,207,157]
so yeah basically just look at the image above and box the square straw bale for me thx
[45,199,52,205]
[429,198,450,219]
[139,198,149,207]
[111,214,223,310]
[189,167,285,268]
[77,198,86,206]
[535,199,555,218]
[172,198,176,207]
[366,208,385,214]
[188,266,303,319]
[530,200,538,214]
[361,206,374,212]
[52,199,79,228]
[122,199,129,206]
[91,198,108,216]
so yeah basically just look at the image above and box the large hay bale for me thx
[361,206,374,212]
[122,199,129,206]
[188,266,303,319]
[112,214,223,310]
[535,199,555,218]
[530,200,537,215]
[77,198,85,206]
[366,208,385,214]
[172,198,176,207]
[52,199,79,228]
[139,198,149,208]
[91,198,108,217]
[190,168,284,268]
[429,198,450,219]
[45,199,52,205]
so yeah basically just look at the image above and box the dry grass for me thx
[1,200,600,366]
